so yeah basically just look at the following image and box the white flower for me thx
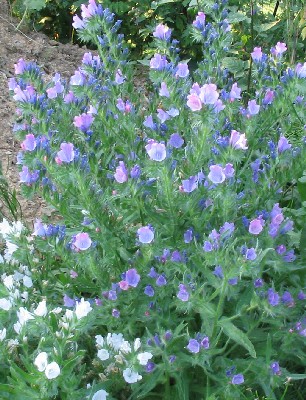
[0,328,6,341]
[17,307,34,325]
[34,352,48,372]
[97,349,110,361]
[119,340,131,354]
[0,298,12,310]
[107,333,124,351]
[75,298,92,320]
[137,352,153,366]
[14,322,22,334]
[23,275,33,288]
[45,361,60,379]
[134,338,141,351]
[95,334,104,347]
[123,368,142,384]
[63,309,74,320]
[3,275,14,290]
[51,307,62,314]
[92,389,109,400]
[34,300,47,317]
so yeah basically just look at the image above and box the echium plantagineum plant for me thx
[1,0,306,399]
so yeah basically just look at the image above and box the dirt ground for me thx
[0,0,90,223]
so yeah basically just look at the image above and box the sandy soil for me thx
[0,0,89,223]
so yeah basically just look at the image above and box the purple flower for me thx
[276,245,286,254]
[70,70,85,86]
[146,362,155,373]
[150,53,168,70]
[203,241,213,252]
[169,133,184,148]
[63,294,76,307]
[295,62,306,78]
[229,130,248,150]
[137,226,154,244]
[272,42,287,56]
[19,166,39,184]
[14,58,27,74]
[187,339,200,353]
[187,94,202,111]
[193,12,206,29]
[263,89,275,105]
[145,140,167,161]
[159,82,170,97]
[153,24,172,41]
[156,275,167,286]
[247,100,260,116]
[213,265,224,279]
[130,164,141,179]
[157,109,170,123]
[143,115,156,130]
[245,248,257,261]
[176,63,189,78]
[297,291,306,300]
[171,250,182,262]
[33,219,47,236]
[223,163,235,178]
[229,83,241,101]
[177,284,190,302]
[283,250,296,262]
[270,362,281,375]
[21,134,36,151]
[73,113,94,132]
[282,291,294,306]
[181,176,198,193]
[169,355,176,363]
[13,85,36,102]
[148,267,158,278]
[81,0,100,19]
[74,232,92,251]
[114,161,128,183]
[112,309,120,318]
[167,108,179,118]
[267,288,279,306]
[249,218,264,235]
[228,277,238,285]
[56,143,75,163]
[64,91,76,103]
[232,374,244,385]
[200,84,219,105]
[208,165,226,184]
[277,136,291,153]
[251,47,263,62]
[254,278,264,288]
[115,69,125,84]
[72,15,86,30]
[184,228,193,243]
[125,268,140,287]
[200,336,210,349]
[144,285,155,297]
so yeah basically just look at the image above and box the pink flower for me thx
[249,218,264,235]
[251,47,263,62]
[187,94,202,111]
[74,232,92,251]
[229,130,248,150]
[199,84,219,105]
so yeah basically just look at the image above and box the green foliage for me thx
[0,162,21,221]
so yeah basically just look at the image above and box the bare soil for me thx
[0,0,90,223]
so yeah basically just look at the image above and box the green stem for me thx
[211,279,227,339]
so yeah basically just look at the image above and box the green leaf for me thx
[222,57,246,74]
[286,373,306,380]
[301,27,306,40]
[218,319,257,358]
[227,12,249,23]
[24,0,45,11]
[254,20,280,33]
